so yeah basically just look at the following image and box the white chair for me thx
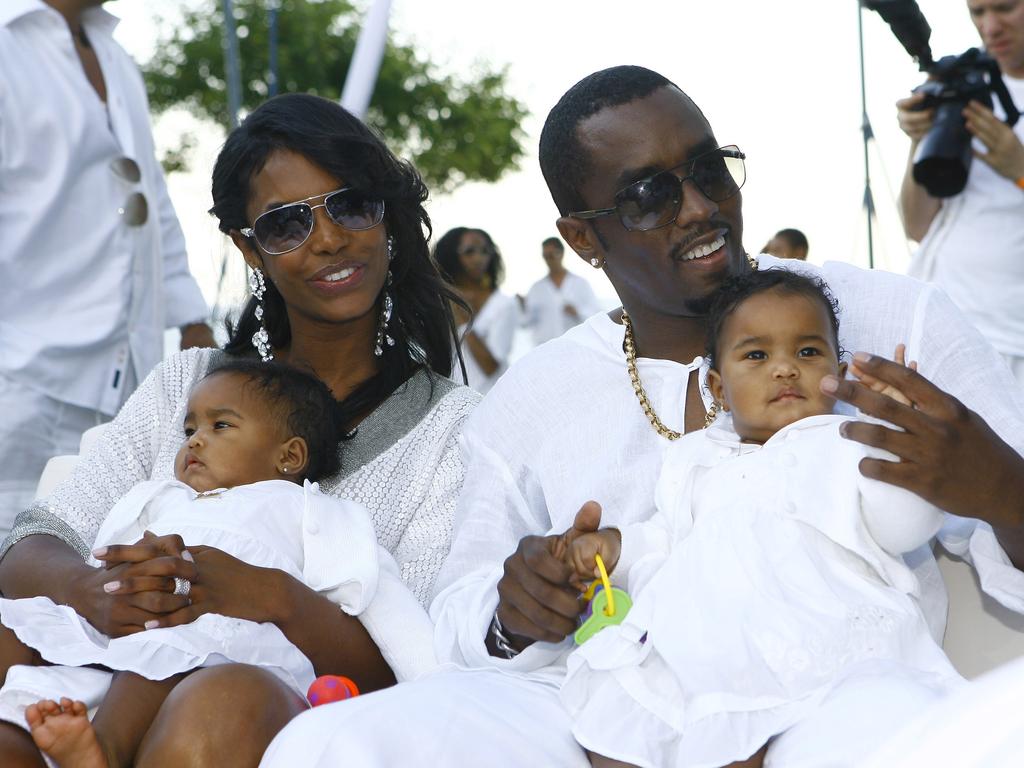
[32,427,1024,679]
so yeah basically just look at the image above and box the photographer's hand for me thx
[964,100,1024,184]
[898,92,942,240]
[896,93,934,142]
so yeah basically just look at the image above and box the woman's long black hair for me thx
[433,227,505,289]
[210,93,468,424]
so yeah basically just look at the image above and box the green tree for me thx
[143,0,528,192]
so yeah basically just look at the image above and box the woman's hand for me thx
[71,532,197,637]
[142,545,286,630]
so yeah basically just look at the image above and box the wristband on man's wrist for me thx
[489,611,523,659]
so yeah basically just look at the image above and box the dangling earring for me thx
[590,257,603,269]
[374,237,396,358]
[249,267,273,362]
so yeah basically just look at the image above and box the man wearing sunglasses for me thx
[0,1,213,537]
[264,66,1024,765]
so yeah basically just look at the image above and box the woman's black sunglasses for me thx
[569,145,745,232]
[241,187,385,255]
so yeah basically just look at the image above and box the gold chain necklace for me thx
[622,254,758,440]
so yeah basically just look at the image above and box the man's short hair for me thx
[541,237,564,252]
[539,66,676,216]
[774,228,809,253]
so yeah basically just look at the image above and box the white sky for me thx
[107,0,983,312]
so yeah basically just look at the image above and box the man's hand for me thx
[964,100,1024,183]
[492,501,602,651]
[563,303,580,320]
[850,343,917,407]
[179,322,217,350]
[896,93,934,142]
[821,353,1024,531]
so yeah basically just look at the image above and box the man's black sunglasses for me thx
[570,145,746,232]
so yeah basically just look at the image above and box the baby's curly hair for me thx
[203,360,343,482]
[704,268,845,371]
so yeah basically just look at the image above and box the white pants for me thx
[0,375,107,537]
[261,668,590,768]
[863,655,1024,767]
[260,665,946,768]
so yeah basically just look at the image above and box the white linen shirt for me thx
[431,256,1024,683]
[523,272,601,347]
[455,291,519,395]
[0,1,208,415]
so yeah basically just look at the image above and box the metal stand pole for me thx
[268,0,279,98]
[221,0,243,129]
[857,0,876,269]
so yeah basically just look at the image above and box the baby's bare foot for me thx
[26,697,108,768]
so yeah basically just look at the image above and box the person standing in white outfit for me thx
[0,0,214,536]
[436,228,519,394]
[561,270,962,768]
[521,237,601,347]
[896,0,1024,383]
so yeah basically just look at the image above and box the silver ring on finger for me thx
[173,577,191,597]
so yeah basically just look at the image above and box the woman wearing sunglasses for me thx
[434,227,520,394]
[0,93,479,766]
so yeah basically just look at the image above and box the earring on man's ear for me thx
[280,467,289,474]
[249,267,273,362]
[375,236,396,358]
[590,257,604,269]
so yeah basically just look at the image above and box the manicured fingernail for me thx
[92,547,107,557]
[182,550,194,562]
[144,620,160,630]
[820,376,838,393]
[102,581,120,593]
[853,352,872,364]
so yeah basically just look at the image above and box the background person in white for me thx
[0,0,213,536]
[898,0,1024,383]
[521,237,601,347]
[436,227,518,395]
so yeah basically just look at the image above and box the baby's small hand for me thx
[564,529,621,592]
[850,343,918,407]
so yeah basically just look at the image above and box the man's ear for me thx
[837,361,849,380]
[278,437,309,478]
[230,230,264,273]
[707,368,729,411]
[556,216,605,269]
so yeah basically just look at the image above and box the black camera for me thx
[862,0,1020,197]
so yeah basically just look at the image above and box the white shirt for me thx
[910,75,1024,359]
[523,272,601,347]
[431,256,1024,683]
[0,1,208,415]
[454,291,519,395]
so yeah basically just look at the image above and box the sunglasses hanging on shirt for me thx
[111,156,148,227]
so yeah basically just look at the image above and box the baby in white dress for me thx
[560,269,964,768]
[0,360,434,767]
